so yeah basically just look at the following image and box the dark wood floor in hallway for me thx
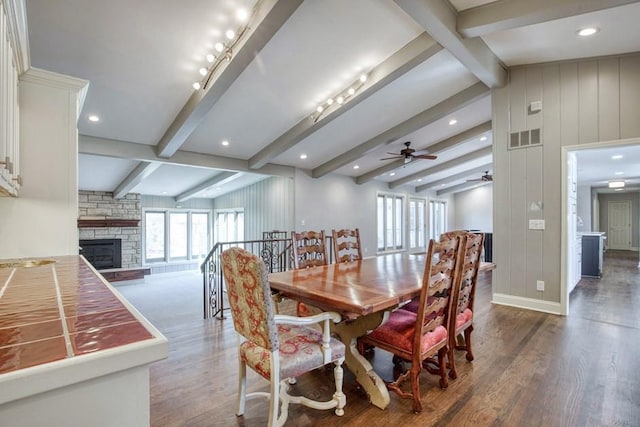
[116,250,640,426]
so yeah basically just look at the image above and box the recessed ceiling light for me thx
[221,140,229,146]
[612,154,623,159]
[449,119,457,126]
[300,154,307,160]
[389,172,396,177]
[88,115,99,122]
[215,187,222,191]
[608,180,625,188]
[417,178,422,182]
[162,191,167,195]
[480,136,487,141]
[236,8,248,22]
[353,165,360,169]
[577,27,599,37]
[615,171,624,175]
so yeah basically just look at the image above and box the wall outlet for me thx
[529,219,545,230]
[536,280,545,291]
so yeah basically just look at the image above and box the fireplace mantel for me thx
[78,218,139,228]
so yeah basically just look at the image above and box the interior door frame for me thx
[561,137,640,316]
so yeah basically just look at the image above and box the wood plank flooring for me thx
[116,250,640,426]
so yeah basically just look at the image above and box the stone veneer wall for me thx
[78,191,141,269]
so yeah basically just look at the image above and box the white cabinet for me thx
[0,1,21,197]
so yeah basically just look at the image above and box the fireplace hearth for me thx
[79,239,122,270]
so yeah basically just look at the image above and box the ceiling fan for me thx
[380,141,437,164]
[467,171,493,182]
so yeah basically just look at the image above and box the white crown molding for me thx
[3,0,30,74]
[20,67,90,116]
[492,293,562,315]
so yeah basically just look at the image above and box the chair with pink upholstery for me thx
[401,230,483,379]
[221,247,346,426]
[440,230,484,379]
[332,228,362,263]
[357,237,462,413]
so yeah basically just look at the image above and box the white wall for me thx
[576,184,591,232]
[453,185,493,232]
[0,69,87,259]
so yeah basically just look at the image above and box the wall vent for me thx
[509,128,542,150]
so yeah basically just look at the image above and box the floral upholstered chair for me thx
[332,228,362,263]
[221,247,346,427]
[357,237,462,413]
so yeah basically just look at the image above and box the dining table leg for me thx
[331,310,390,410]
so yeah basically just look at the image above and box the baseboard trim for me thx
[492,293,563,315]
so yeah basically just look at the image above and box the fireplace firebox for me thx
[79,239,122,270]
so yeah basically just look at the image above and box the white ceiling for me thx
[575,143,640,193]
[23,0,640,199]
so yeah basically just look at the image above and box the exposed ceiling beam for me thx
[113,162,161,199]
[312,82,489,178]
[394,0,507,88]
[389,145,492,189]
[175,172,240,202]
[79,135,294,178]
[458,0,640,38]
[436,180,491,196]
[415,162,492,192]
[247,33,443,169]
[156,0,303,158]
[355,120,491,184]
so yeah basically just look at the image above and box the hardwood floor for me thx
[116,250,640,426]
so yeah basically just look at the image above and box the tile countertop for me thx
[0,255,168,405]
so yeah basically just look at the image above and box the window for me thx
[377,194,404,252]
[145,212,165,261]
[429,200,447,240]
[215,209,245,243]
[408,198,426,250]
[144,210,211,263]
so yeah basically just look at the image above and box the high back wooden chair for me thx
[332,228,362,263]
[291,230,328,269]
[439,230,484,379]
[357,237,463,413]
[221,247,346,427]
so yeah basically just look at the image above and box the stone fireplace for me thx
[78,191,141,269]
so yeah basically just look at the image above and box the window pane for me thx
[237,212,244,242]
[418,201,425,247]
[385,198,393,249]
[409,201,416,249]
[145,212,165,260]
[395,198,402,248]
[191,213,209,259]
[216,212,227,242]
[226,212,236,241]
[377,196,384,250]
[170,212,188,259]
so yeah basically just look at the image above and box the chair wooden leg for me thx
[409,363,423,413]
[268,364,280,427]
[438,346,449,389]
[447,336,458,380]
[464,325,474,361]
[333,360,346,416]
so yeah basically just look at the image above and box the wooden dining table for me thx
[269,252,496,409]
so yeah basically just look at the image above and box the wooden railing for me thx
[200,231,334,319]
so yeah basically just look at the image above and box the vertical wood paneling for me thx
[577,61,599,144]
[619,55,640,139]
[524,67,544,300]
[491,83,511,295]
[541,64,562,302]
[213,177,293,240]
[598,58,620,142]
[560,63,579,146]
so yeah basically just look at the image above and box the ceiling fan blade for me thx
[467,178,482,182]
[413,154,437,160]
[386,152,400,156]
[380,156,402,161]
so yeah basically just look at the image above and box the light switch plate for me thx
[529,219,545,230]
